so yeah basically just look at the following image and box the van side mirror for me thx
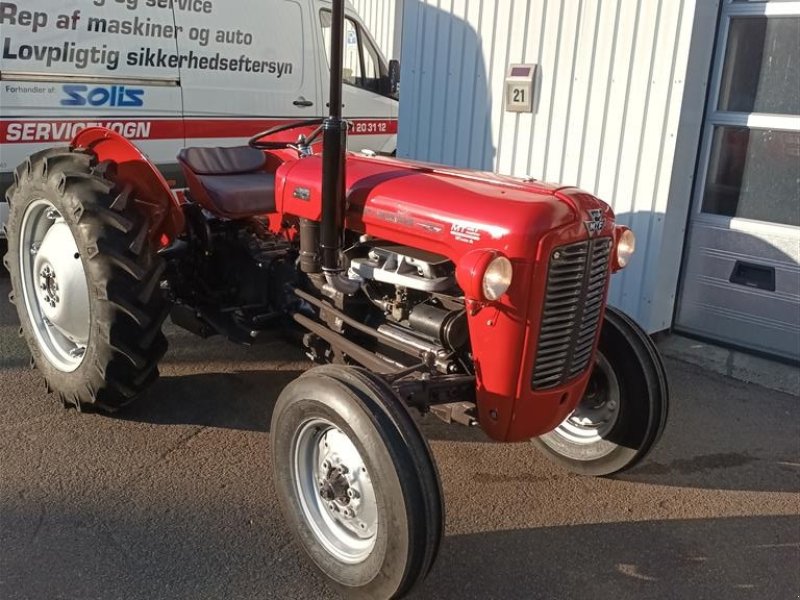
[388,59,400,97]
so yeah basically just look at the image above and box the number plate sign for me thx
[505,64,536,113]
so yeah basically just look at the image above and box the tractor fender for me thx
[71,127,185,244]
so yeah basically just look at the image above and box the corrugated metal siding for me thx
[350,0,401,58]
[398,0,718,332]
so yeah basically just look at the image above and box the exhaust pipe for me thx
[320,0,351,294]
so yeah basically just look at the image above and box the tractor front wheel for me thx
[4,147,169,411]
[532,306,669,476]
[271,365,443,599]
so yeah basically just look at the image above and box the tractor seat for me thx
[178,146,276,218]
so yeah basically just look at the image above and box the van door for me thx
[0,0,183,231]
[174,0,318,148]
[319,9,398,154]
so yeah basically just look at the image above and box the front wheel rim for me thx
[554,352,621,445]
[292,418,379,564]
[18,199,90,372]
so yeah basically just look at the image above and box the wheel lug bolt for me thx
[347,489,358,499]
[327,502,336,511]
[322,460,330,470]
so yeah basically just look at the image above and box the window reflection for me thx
[702,127,800,226]
[718,17,800,115]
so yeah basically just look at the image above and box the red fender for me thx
[71,127,185,244]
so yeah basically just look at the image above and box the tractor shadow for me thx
[0,240,7,277]
[118,345,800,494]
[410,515,799,600]
[119,369,304,432]
[2,497,796,600]
[613,357,800,494]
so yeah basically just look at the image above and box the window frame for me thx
[319,9,392,99]
[692,0,800,234]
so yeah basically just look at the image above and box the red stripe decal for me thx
[0,118,398,144]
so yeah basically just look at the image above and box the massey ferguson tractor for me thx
[3,2,668,597]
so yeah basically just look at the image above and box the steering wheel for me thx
[248,118,326,150]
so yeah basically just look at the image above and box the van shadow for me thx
[398,1,496,170]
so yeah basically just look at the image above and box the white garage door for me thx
[676,0,800,361]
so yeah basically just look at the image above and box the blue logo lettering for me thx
[60,84,87,107]
[60,85,145,108]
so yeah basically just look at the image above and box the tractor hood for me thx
[276,153,615,264]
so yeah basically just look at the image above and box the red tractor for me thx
[3,3,667,598]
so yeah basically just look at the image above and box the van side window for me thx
[360,32,384,93]
[343,18,362,86]
[320,10,388,95]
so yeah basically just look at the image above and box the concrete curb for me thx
[657,334,799,397]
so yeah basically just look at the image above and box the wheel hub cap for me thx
[38,264,60,308]
[293,419,378,564]
[32,220,90,345]
[19,200,90,372]
[552,352,621,445]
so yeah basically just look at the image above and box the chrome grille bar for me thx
[531,238,612,390]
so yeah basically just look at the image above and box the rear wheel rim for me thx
[18,199,90,372]
[292,418,379,564]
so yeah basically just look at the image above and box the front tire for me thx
[271,365,443,599]
[532,306,669,476]
[3,147,169,411]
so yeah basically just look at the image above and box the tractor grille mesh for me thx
[531,238,612,390]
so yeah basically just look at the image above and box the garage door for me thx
[676,0,800,361]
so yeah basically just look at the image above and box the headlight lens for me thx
[482,256,513,300]
[616,229,636,268]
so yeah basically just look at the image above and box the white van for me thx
[0,0,399,234]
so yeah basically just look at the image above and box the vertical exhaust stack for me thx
[320,0,349,281]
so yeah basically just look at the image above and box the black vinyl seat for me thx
[178,146,276,217]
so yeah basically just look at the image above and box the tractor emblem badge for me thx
[584,209,605,236]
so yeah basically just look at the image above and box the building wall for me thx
[350,0,402,59]
[397,0,719,332]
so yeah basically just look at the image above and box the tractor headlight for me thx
[482,256,513,300]
[616,228,636,269]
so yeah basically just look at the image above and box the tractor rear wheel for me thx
[3,147,169,411]
[532,306,669,476]
[271,365,443,599]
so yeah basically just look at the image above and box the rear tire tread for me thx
[4,148,169,412]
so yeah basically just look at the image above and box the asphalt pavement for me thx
[0,273,798,600]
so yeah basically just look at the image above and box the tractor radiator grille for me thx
[531,238,612,390]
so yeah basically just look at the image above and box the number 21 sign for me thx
[505,64,537,113]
